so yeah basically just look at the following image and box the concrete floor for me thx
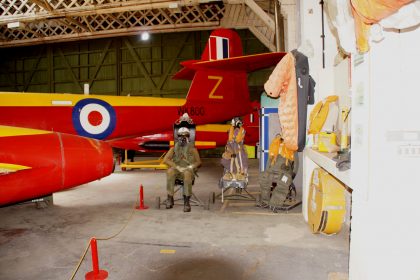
[0,158,349,280]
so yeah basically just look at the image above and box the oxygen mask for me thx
[179,135,189,146]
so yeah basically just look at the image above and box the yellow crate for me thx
[318,132,337,153]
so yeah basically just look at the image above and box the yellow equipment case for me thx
[308,168,346,234]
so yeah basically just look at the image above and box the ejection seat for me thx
[217,126,254,203]
[155,114,208,210]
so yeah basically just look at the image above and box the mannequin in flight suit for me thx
[163,127,201,212]
[221,117,248,180]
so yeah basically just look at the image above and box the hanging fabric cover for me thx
[264,50,315,158]
[350,0,414,53]
[325,0,417,53]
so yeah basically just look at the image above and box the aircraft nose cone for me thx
[60,134,114,188]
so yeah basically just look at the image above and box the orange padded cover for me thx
[350,0,413,52]
[264,52,298,156]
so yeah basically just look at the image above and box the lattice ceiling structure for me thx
[0,0,295,51]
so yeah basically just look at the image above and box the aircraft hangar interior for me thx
[0,1,419,280]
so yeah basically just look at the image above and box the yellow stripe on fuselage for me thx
[0,125,52,137]
[196,124,230,132]
[0,92,186,107]
[0,163,32,173]
[195,141,217,147]
[169,141,216,147]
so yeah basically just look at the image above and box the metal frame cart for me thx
[217,175,255,203]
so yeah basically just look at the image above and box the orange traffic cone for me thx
[85,238,108,280]
[136,185,149,210]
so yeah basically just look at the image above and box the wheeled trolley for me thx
[218,175,255,203]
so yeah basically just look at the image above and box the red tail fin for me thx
[174,28,285,125]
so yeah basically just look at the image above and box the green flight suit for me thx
[259,153,299,207]
[163,142,201,196]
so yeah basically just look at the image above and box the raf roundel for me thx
[72,99,116,139]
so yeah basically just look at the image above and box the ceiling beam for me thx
[0,1,279,52]
[62,17,90,32]
[0,1,221,24]
[28,0,53,12]
[108,14,125,27]
[23,27,44,38]
[244,0,274,31]
[0,22,219,48]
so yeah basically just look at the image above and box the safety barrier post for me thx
[136,184,149,210]
[85,238,108,280]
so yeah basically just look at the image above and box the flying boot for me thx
[183,195,191,212]
[166,194,174,209]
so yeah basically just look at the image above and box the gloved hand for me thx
[176,166,186,172]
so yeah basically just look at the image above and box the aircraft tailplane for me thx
[175,28,285,123]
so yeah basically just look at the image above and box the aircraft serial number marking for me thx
[178,106,205,117]
[208,76,223,99]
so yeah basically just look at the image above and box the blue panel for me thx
[260,110,263,170]
[262,107,278,114]
[260,107,279,171]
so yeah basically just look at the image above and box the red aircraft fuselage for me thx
[0,28,285,206]
[109,105,260,152]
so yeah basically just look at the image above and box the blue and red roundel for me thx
[72,99,116,139]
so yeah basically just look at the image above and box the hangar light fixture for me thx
[168,2,178,8]
[141,31,150,41]
[168,2,182,13]
[7,22,25,29]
